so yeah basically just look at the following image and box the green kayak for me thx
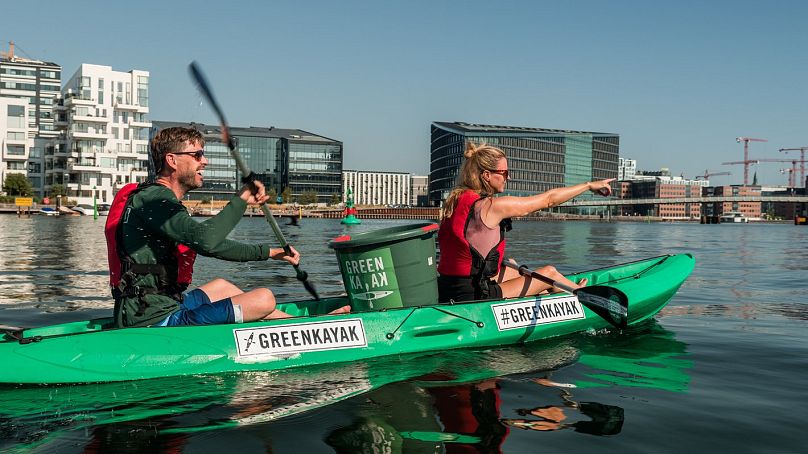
[0,253,694,384]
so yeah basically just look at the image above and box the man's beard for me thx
[178,168,202,191]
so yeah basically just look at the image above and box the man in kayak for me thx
[437,142,614,303]
[107,126,348,328]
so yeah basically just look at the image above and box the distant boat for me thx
[71,204,110,216]
[193,208,221,217]
[38,207,59,216]
[719,211,749,223]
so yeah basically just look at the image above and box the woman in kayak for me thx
[437,142,614,303]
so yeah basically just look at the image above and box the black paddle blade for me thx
[294,266,320,301]
[188,61,228,126]
[574,285,628,329]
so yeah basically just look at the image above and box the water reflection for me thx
[503,384,625,435]
[324,321,689,452]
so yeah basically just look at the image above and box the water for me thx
[1,216,806,453]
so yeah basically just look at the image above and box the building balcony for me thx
[68,161,102,172]
[63,95,95,107]
[73,113,110,123]
[113,100,147,113]
[2,152,28,160]
[69,130,108,140]
[130,119,151,128]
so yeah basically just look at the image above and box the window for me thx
[40,70,59,79]
[1,67,36,76]
[6,145,26,155]
[7,132,26,140]
[1,81,37,90]
[137,76,149,107]
[7,105,25,127]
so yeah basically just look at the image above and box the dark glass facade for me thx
[429,122,619,210]
[232,129,284,194]
[287,140,342,203]
[152,122,342,203]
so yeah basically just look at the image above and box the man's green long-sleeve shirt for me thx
[116,185,271,327]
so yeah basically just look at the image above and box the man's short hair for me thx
[150,127,205,174]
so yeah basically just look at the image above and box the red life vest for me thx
[437,190,507,280]
[105,183,196,292]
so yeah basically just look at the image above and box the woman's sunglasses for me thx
[170,150,205,161]
[488,169,509,179]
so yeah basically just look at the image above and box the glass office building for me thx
[286,136,343,203]
[429,122,619,211]
[152,121,342,203]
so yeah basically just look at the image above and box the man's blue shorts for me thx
[158,288,237,326]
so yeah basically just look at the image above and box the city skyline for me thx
[3,0,807,186]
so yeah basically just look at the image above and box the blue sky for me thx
[4,0,807,185]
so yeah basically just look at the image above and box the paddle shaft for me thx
[228,143,292,254]
[502,260,576,294]
[502,258,628,329]
[189,61,318,299]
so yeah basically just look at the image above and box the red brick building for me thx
[702,185,761,218]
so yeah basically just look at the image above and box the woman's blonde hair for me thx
[441,142,506,220]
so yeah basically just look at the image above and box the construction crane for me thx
[779,146,807,188]
[721,159,759,184]
[780,168,796,188]
[695,169,731,181]
[0,41,13,60]
[756,158,808,188]
[728,137,768,186]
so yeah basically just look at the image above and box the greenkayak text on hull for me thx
[0,254,695,384]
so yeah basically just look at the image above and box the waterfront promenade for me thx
[4,193,807,222]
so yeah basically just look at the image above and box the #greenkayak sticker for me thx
[491,295,585,331]
[340,249,401,308]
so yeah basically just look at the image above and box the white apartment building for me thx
[0,97,30,190]
[343,170,411,206]
[410,175,428,206]
[51,64,151,204]
[618,158,637,181]
[0,43,61,195]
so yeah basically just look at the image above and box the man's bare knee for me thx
[251,288,276,311]
[537,265,558,276]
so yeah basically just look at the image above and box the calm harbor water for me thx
[0,215,806,453]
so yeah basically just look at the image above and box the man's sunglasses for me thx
[488,169,509,179]
[170,150,205,160]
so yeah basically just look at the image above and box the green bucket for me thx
[328,223,439,311]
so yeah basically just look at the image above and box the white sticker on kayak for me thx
[234,318,368,357]
[491,295,585,331]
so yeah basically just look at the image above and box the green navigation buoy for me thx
[341,187,361,225]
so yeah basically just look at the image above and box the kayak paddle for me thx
[188,61,320,300]
[503,259,627,329]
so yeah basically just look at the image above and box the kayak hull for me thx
[0,254,695,384]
